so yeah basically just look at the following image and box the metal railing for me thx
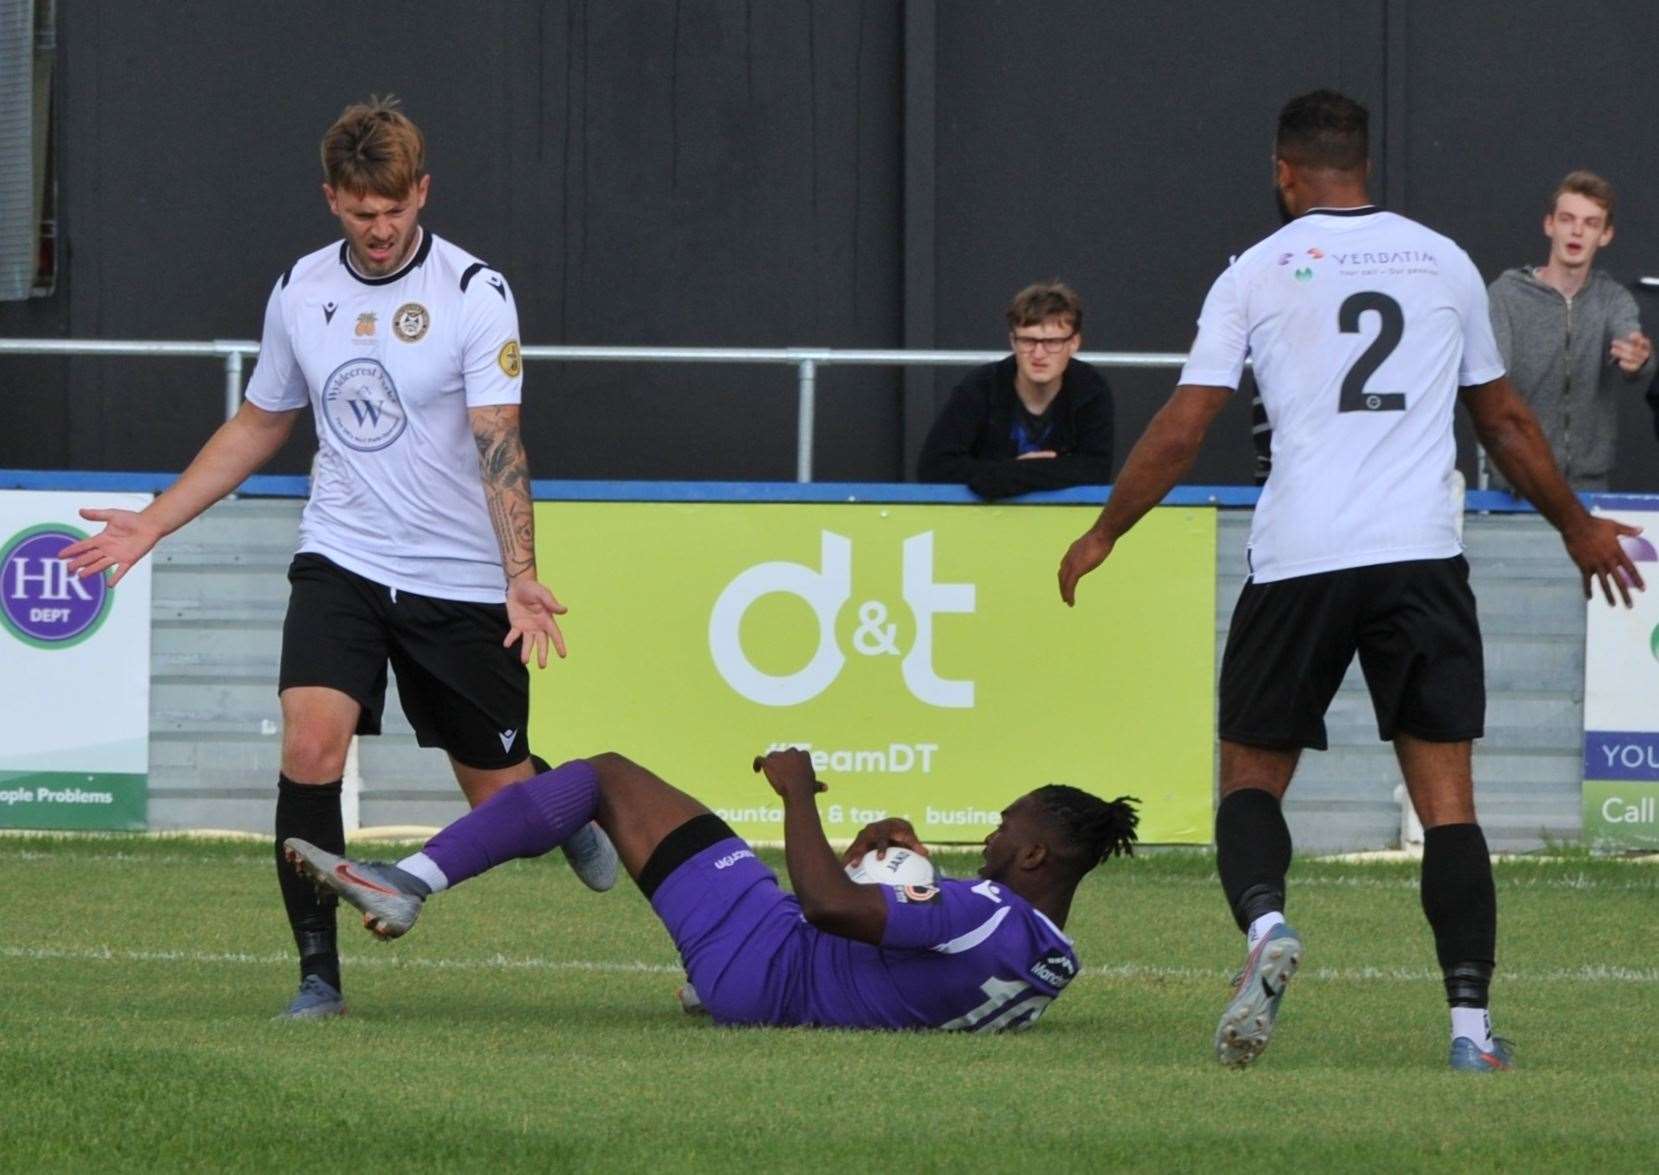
[0,337,1188,482]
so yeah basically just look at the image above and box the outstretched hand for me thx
[504,577,568,667]
[1058,529,1114,606]
[1565,517,1645,607]
[58,507,163,587]
[1610,330,1653,375]
[840,818,928,867]
[752,748,826,800]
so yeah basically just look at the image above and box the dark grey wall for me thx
[4,1,1659,489]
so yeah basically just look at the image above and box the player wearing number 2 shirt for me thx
[282,748,1140,1033]
[1058,90,1642,1073]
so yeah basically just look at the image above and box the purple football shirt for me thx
[785,876,1080,1031]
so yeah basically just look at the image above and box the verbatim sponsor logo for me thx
[714,850,755,870]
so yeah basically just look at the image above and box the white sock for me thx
[1451,1006,1492,1050]
[397,851,450,894]
[1246,911,1286,948]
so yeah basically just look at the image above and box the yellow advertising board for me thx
[528,502,1215,844]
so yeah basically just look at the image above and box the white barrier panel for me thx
[1581,507,1659,849]
[0,490,151,829]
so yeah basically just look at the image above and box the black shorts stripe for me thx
[638,814,738,900]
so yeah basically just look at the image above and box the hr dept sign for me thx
[0,490,151,830]
[527,500,1217,845]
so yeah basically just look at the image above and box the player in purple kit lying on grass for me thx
[285,749,1138,1032]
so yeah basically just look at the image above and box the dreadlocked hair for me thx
[1032,785,1140,872]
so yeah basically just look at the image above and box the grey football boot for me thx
[1214,923,1303,1068]
[561,821,620,892]
[1450,1034,1515,1072]
[283,838,426,940]
[274,973,346,1020]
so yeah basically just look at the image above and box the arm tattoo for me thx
[470,407,537,580]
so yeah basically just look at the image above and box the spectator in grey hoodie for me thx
[1488,170,1654,491]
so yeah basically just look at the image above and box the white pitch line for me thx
[0,944,683,976]
[5,850,1658,896]
[2,944,1656,985]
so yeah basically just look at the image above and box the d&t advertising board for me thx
[527,502,1215,845]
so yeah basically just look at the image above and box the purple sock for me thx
[420,759,599,888]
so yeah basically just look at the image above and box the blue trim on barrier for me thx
[3,468,1657,513]
[1590,494,1659,512]
[0,469,311,496]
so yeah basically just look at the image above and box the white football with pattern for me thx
[845,847,936,887]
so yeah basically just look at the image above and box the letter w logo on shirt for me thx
[348,400,383,427]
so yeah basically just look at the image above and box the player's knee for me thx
[586,750,637,777]
[282,728,351,783]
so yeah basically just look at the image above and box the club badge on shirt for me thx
[393,302,430,343]
[497,339,522,378]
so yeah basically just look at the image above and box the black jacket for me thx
[917,356,1114,499]
[1649,368,1659,443]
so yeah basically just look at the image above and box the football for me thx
[845,846,936,887]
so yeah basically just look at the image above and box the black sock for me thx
[1216,788,1293,933]
[1421,822,1496,1006]
[275,776,344,992]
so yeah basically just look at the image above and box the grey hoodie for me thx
[1487,267,1654,489]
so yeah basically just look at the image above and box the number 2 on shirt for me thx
[1338,291,1406,413]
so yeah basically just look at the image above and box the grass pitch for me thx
[3,837,1657,1172]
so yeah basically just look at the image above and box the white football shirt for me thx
[1180,208,1505,583]
[244,230,525,602]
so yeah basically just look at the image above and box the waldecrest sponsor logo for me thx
[0,525,113,649]
[321,358,408,452]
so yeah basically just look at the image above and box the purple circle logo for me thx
[1620,534,1659,563]
[0,525,112,649]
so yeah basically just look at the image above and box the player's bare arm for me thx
[754,750,888,943]
[840,817,928,867]
[469,404,568,666]
[60,401,301,586]
[1461,376,1644,605]
[1059,385,1232,605]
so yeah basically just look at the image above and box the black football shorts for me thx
[278,553,530,769]
[1218,555,1485,751]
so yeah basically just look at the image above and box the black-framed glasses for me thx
[1011,332,1076,354]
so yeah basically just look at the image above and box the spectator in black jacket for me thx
[918,281,1114,499]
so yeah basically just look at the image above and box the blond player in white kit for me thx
[1058,90,1643,1073]
[62,97,617,1019]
